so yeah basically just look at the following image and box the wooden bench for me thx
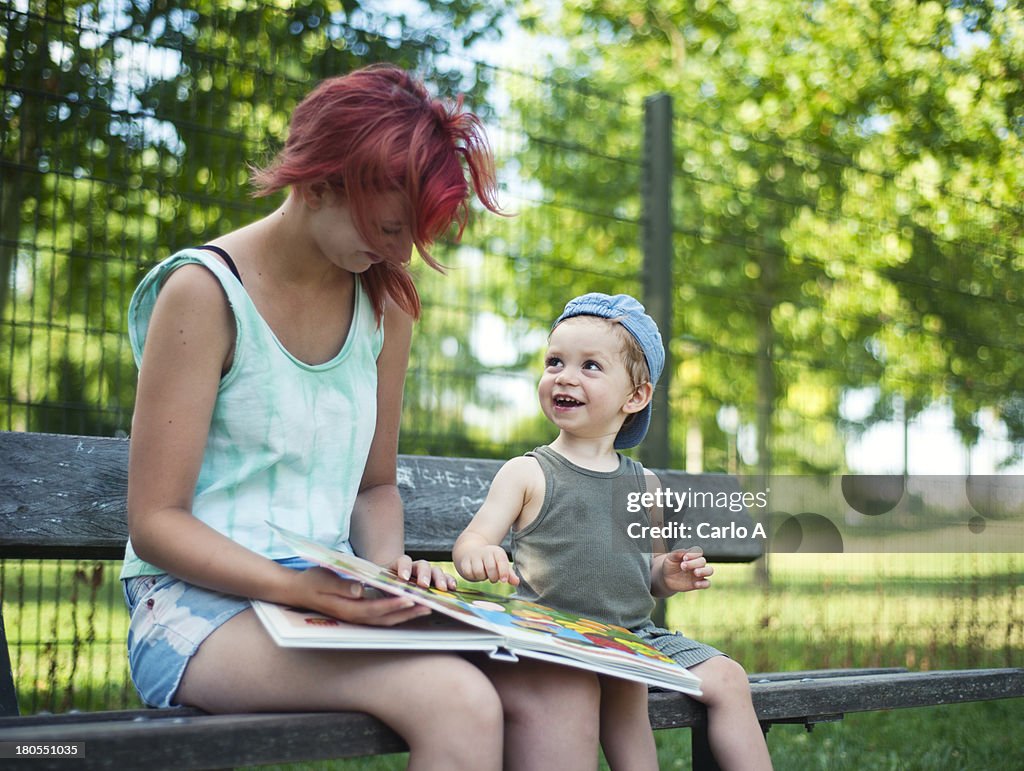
[2,430,1023,770]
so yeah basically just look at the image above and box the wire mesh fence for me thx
[1,560,135,713]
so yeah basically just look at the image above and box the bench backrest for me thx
[0,431,762,562]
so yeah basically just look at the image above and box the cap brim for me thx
[614,403,652,450]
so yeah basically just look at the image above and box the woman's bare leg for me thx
[475,657,601,771]
[177,610,504,770]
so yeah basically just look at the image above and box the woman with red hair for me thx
[122,64,600,769]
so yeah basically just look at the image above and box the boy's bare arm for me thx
[643,469,669,556]
[642,469,714,597]
[453,456,539,585]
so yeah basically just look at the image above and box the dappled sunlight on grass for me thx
[667,553,1023,672]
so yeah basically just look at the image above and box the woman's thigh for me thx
[177,609,502,717]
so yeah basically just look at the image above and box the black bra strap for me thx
[197,244,242,285]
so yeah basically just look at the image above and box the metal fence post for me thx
[642,93,674,470]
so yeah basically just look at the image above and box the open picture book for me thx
[254,524,702,696]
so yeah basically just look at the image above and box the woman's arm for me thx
[126,264,288,596]
[348,296,412,567]
[126,267,426,624]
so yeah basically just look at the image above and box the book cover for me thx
[261,523,702,696]
[251,600,511,654]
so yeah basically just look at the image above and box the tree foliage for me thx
[1,0,510,435]
[509,0,1024,471]
[4,1,1022,470]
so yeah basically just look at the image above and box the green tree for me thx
[1,0,511,435]
[508,0,1023,473]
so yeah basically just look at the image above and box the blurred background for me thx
[1,1,1021,765]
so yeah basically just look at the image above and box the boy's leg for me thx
[475,656,602,771]
[176,609,504,770]
[597,675,658,771]
[688,656,773,771]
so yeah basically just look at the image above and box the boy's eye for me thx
[545,356,562,368]
[583,360,601,371]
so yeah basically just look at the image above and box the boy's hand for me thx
[457,545,520,585]
[660,547,713,593]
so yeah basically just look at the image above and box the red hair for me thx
[251,64,501,322]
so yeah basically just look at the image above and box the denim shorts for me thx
[122,558,314,707]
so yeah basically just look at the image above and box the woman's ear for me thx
[623,382,653,415]
[298,181,333,209]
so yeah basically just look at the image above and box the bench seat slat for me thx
[649,668,1024,729]
[1,669,1022,769]
[0,710,407,769]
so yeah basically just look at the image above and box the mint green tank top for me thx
[120,249,384,578]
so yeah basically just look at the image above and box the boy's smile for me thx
[539,316,642,444]
[552,394,585,410]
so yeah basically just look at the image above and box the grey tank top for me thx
[512,445,655,630]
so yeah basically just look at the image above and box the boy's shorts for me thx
[633,622,725,670]
[122,557,313,707]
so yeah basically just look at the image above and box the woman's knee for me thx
[538,661,600,699]
[386,658,504,757]
[503,662,601,721]
[455,669,505,731]
[425,658,504,729]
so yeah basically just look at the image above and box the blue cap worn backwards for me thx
[553,293,665,450]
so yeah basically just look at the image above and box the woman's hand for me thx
[286,567,432,627]
[387,555,459,591]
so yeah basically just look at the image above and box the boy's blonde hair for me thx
[606,319,651,390]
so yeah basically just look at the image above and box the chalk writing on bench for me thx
[404,464,491,493]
